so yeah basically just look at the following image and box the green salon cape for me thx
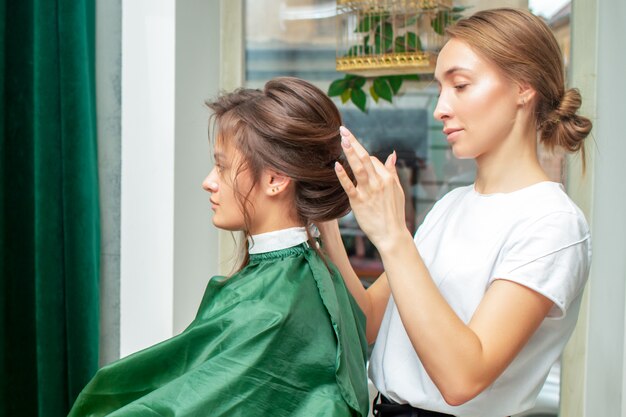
[69,244,369,417]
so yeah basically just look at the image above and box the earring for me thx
[272,187,277,193]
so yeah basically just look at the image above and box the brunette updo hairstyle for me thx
[446,8,592,168]
[206,77,353,267]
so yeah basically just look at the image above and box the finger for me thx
[335,161,358,199]
[340,126,380,186]
[339,128,367,185]
[370,156,388,177]
[370,157,395,183]
[384,151,402,187]
[373,155,403,189]
[384,151,397,174]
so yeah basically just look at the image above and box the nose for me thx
[202,167,219,193]
[433,91,451,122]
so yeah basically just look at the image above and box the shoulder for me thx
[509,182,590,242]
[493,183,591,318]
[195,263,308,324]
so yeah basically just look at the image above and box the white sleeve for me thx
[492,211,591,319]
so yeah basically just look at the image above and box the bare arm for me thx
[318,220,390,343]
[380,232,553,405]
[334,126,554,405]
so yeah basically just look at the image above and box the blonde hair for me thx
[447,8,592,169]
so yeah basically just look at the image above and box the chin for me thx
[212,219,244,232]
[451,148,472,160]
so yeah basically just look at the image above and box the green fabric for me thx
[0,0,99,416]
[69,244,369,417]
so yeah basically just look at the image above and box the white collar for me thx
[248,227,310,254]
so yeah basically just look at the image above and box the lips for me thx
[443,127,463,142]
[443,127,463,135]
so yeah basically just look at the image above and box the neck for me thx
[248,201,303,236]
[474,118,549,194]
[249,220,305,236]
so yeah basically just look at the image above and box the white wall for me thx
[584,0,626,414]
[562,0,626,415]
[120,0,220,356]
[173,0,221,334]
[96,0,122,366]
[121,0,176,356]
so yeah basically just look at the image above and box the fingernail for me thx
[334,161,343,172]
[341,136,351,148]
[339,126,350,137]
[392,150,397,165]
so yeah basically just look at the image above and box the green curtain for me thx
[0,0,100,416]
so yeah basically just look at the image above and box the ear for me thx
[262,170,292,196]
[517,82,536,107]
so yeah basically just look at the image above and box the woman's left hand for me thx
[335,126,410,252]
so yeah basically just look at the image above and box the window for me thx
[245,0,566,285]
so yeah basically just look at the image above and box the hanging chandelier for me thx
[336,0,454,76]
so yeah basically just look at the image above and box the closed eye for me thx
[454,84,468,91]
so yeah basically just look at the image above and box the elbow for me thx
[439,381,486,406]
[441,393,474,407]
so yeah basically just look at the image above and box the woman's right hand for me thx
[334,126,411,253]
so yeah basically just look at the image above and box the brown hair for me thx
[206,77,353,269]
[446,8,592,168]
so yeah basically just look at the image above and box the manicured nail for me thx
[392,150,397,165]
[339,126,350,137]
[341,135,351,148]
[334,161,343,172]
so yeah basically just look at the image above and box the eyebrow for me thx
[434,66,472,83]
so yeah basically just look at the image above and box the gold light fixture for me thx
[336,0,453,76]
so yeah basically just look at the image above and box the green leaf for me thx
[383,22,394,51]
[406,32,422,51]
[431,11,449,36]
[393,35,406,53]
[351,76,366,89]
[356,15,381,33]
[369,85,380,103]
[384,76,403,94]
[403,74,421,81]
[405,15,418,26]
[374,32,382,54]
[341,88,352,104]
[373,78,393,102]
[328,78,348,97]
[351,87,367,112]
[375,22,394,53]
[345,45,363,57]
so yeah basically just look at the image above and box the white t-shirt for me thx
[369,181,591,417]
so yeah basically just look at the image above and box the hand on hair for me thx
[335,126,410,252]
